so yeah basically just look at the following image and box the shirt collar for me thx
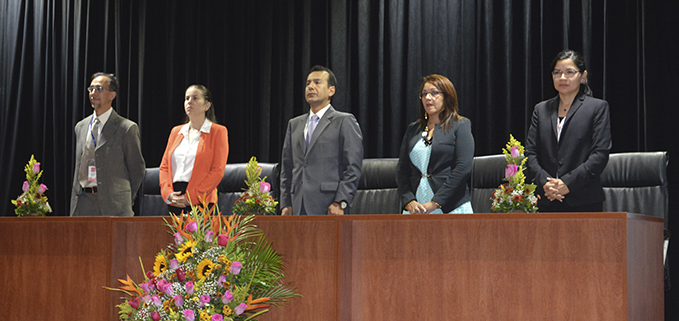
[309,103,331,121]
[180,119,213,135]
[92,108,113,126]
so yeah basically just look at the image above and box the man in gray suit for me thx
[70,72,145,216]
[280,65,363,215]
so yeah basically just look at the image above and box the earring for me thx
[425,113,428,120]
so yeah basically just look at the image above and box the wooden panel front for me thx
[347,214,631,320]
[0,217,113,320]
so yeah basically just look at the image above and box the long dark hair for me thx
[418,74,462,132]
[550,49,593,96]
[184,84,218,124]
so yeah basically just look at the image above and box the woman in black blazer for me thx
[525,50,612,212]
[397,74,475,214]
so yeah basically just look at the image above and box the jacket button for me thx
[558,159,564,165]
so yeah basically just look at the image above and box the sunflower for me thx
[153,253,168,276]
[176,239,198,263]
[196,258,215,279]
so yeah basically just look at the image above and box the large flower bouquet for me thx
[490,135,539,213]
[11,155,52,216]
[232,157,278,215]
[108,200,298,321]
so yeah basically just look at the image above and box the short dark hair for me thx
[91,72,119,92]
[550,49,592,96]
[309,65,337,89]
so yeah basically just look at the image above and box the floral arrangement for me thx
[11,155,52,216]
[232,157,278,215]
[490,135,539,213]
[107,199,298,321]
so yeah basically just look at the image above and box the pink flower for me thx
[141,295,151,303]
[22,181,29,192]
[157,279,174,296]
[205,230,214,243]
[505,164,518,178]
[186,221,198,233]
[235,303,248,315]
[221,290,233,304]
[140,280,155,293]
[259,181,271,193]
[230,261,242,275]
[151,311,161,321]
[176,268,186,282]
[33,162,41,174]
[170,258,179,270]
[185,281,194,295]
[174,294,183,307]
[510,146,520,158]
[183,310,195,321]
[37,184,47,194]
[174,232,183,245]
[211,314,223,321]
[128,298,139,309]
[200,294,211,307]
[218,234,229,247]
[218,274,227,286]
[151,294,162,306]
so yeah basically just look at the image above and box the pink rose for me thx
[205,230,214,242]
[33,162,41,174]
[505,164,518,178]
[235,302,248,315]
[174,294,183,307]
[22,181,30,192]
[37,184,47,194]
[128,298,139,309]
[211,314,223,321]
[510,146,520,158]
[151,311,161,321]
[176,268,186,282]
[185,281,194,295]
[221,290,233,304]
[230,261,242,275]
[183,310,195,321]
[186,221,198,233]
[174,232,183,245]
[218,234,229,247]
[259,181,271,193]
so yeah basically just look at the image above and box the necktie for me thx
[306,114,319,148]
[79,117,100,187]
[91,118,101,147]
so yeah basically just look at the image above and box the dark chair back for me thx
[352,158,401,214]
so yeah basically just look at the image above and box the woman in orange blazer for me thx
[159,85,229,215]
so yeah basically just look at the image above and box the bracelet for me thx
[431,201,442,209]
[405,200,416,211]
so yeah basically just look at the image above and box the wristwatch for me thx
[339,201,348,210]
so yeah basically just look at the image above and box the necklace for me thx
[421,125,433,146]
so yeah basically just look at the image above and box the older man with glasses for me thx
[70,72,145,216]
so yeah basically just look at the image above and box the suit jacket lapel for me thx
[548,96,559,140]
[307,106,335,153]
[96,109,120,151]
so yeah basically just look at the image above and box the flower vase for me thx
[509,210,526,214]
[25,213,42,217]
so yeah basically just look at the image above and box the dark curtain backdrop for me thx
[2,0,678,316]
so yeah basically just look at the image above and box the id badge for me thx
[88,165,97,182]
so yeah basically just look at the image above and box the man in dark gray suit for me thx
[70,72,145,216]
[280,65,363,215]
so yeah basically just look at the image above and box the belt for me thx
[82,186,98,194]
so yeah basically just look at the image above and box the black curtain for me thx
[2,0,678,316]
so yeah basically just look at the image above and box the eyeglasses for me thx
[551,69,580,78]
[87,85,109,93]
[419,90,442,99]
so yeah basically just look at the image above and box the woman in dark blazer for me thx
[525,50,612,212]
[397,74,474,214]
